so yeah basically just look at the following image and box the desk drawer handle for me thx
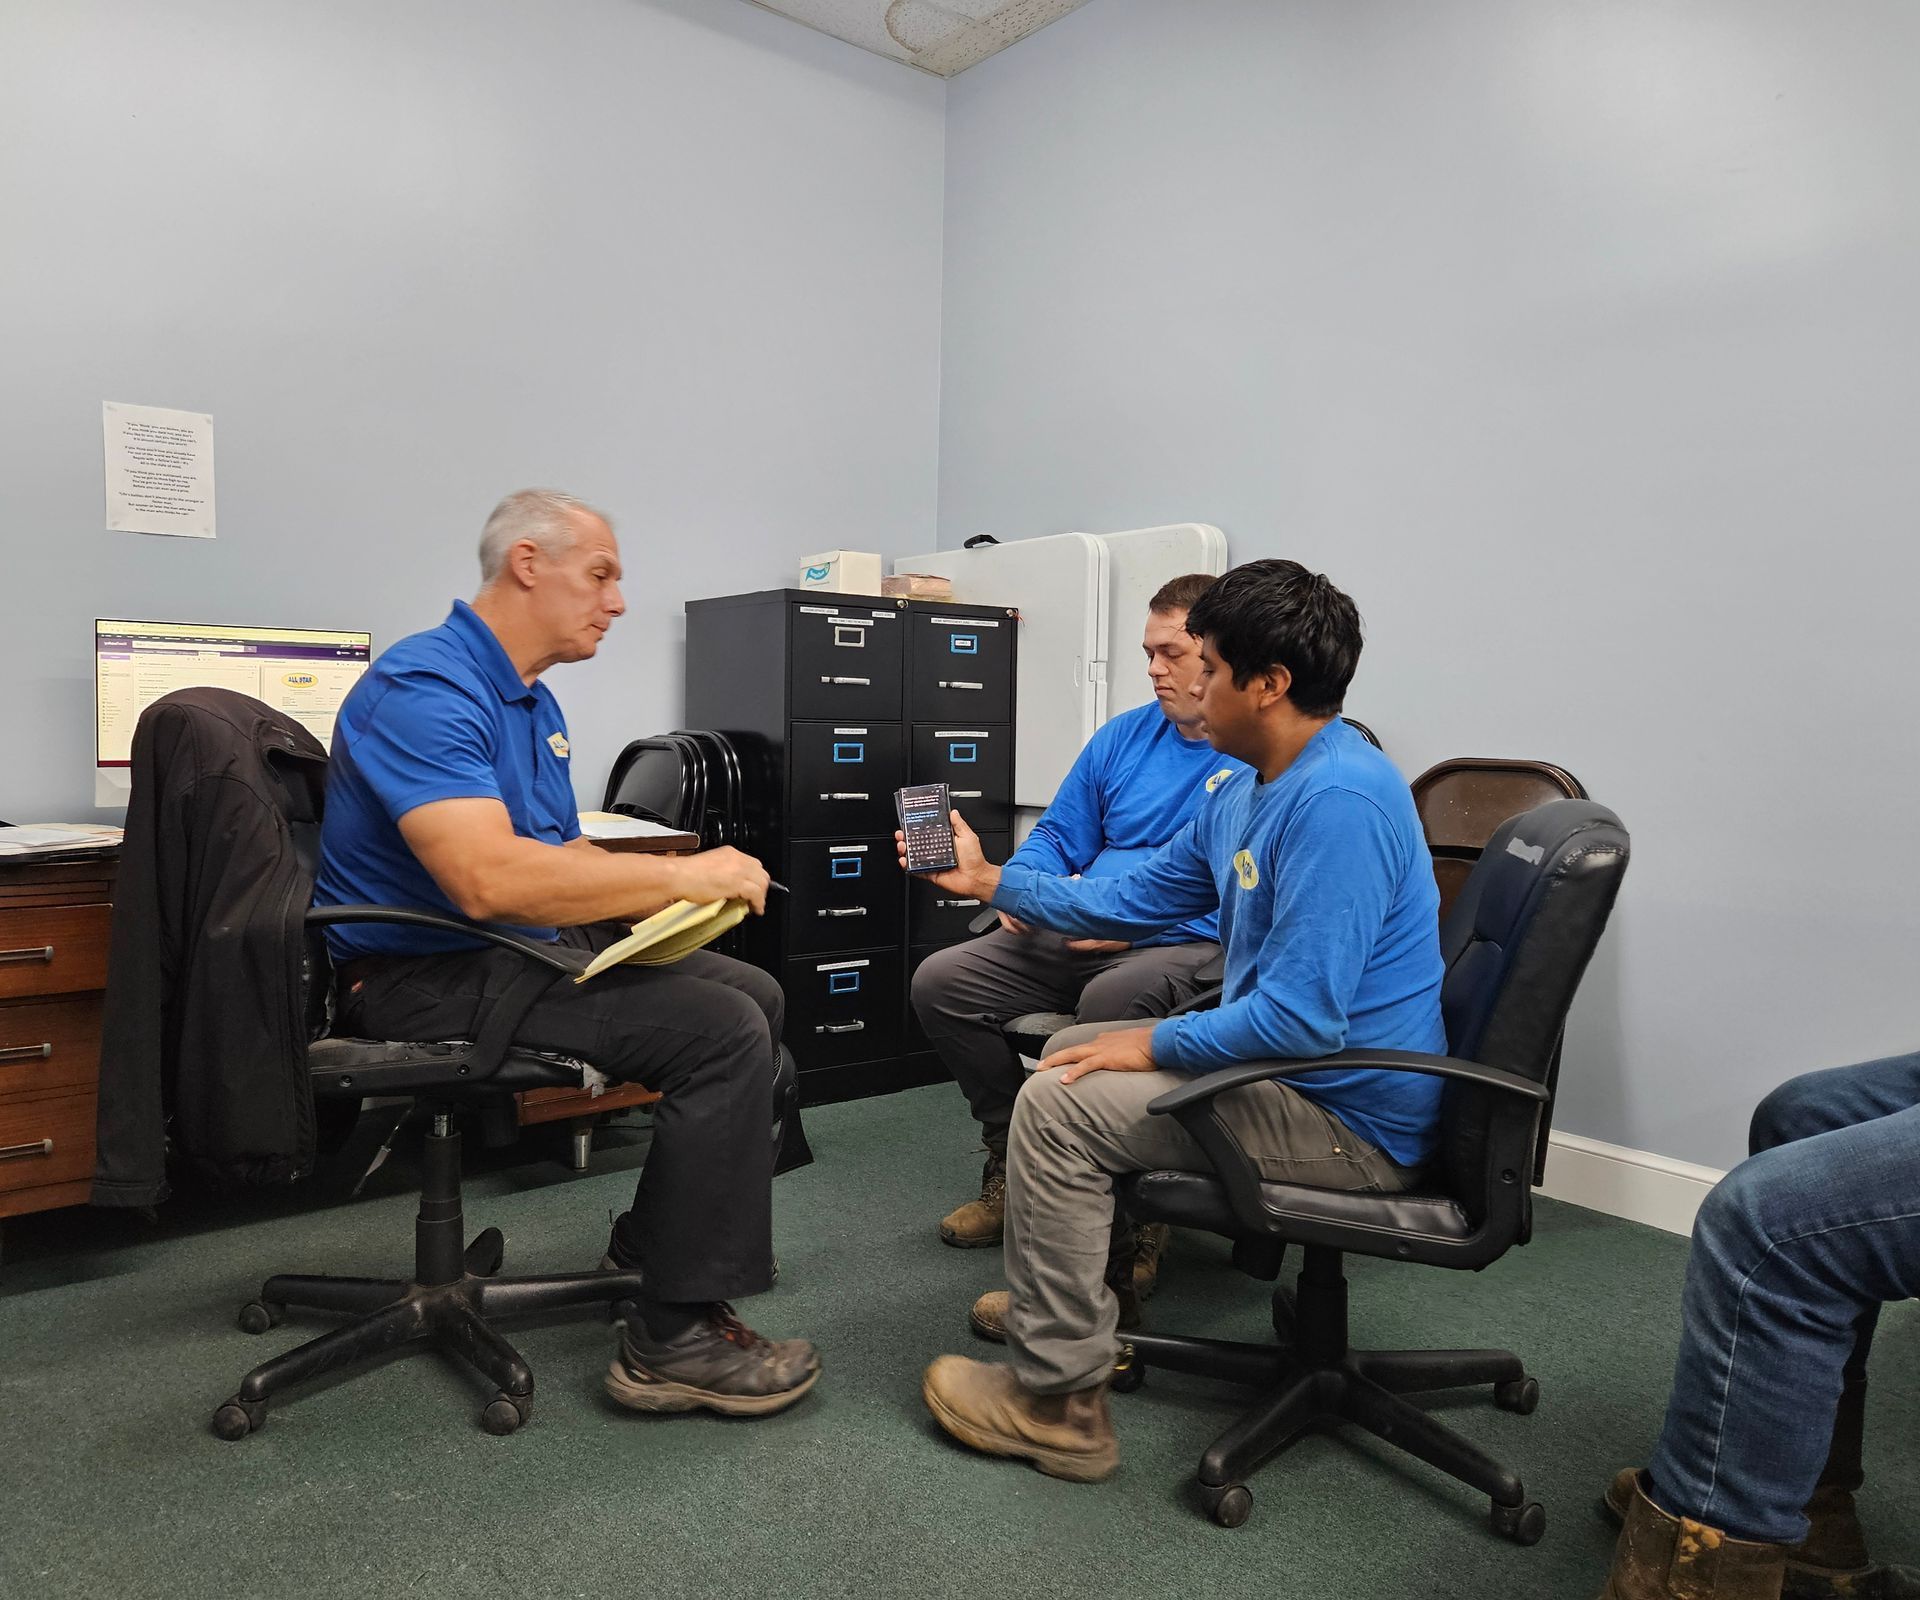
[815,1021,866,1035]
[821,676,872,686]
[0,1138,54,1163]
[0,1042,54,1064]
[0,945,55,965]
[820,792,870,801]
[939,681,984,690]
[816,907,868,918]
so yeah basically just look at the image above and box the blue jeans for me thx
[1647,1050,1920,1543]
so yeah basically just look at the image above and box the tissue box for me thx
[799,550,884,595]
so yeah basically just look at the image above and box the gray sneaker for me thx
[606,1306,820,1417]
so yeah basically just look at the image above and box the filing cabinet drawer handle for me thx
[951,790,983,799]
[0,1138,54,1163]
[939,681,985,691]
[821,675,872,686]
[821,792,871,801]
[0,1042,54,1064]
[816,907,868,918]
[0,945,55,965]
[814,1022,867,1035]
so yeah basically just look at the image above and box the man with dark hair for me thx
[1594,1051,1920,1599]
[904,558,1445,1481]
[911,573,1247,1305]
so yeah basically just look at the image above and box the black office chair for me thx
[209,712,800,1441]
[1110,799,1628,1538]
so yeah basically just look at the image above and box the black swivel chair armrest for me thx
[307,904,589,1082]
[1144,1051,1549,1240]
[306,904,588,974]
[1146,1051,1548,1117]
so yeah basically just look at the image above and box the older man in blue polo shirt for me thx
[315,488,819,1418]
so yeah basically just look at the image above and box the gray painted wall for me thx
[940,0,1920,1169]
[1,0,944,816]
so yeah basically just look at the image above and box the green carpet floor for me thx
[2,1084,1914,1600]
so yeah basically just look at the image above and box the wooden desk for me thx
[0,828,700,1217]
[0,856,117,1223]
[512,825,701,1164]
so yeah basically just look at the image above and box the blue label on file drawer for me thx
[830,856,863,878]
[828,970,861,994]
[948,742,978,763]
[949,634,979,654]
[832,742,865,763]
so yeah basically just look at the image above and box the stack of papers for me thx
[0,823,125,858]
[578,810,699,845]
[575,898,750,982]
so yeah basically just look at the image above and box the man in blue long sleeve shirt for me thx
[915,560,1445,1483]
[912,575,1247,1261]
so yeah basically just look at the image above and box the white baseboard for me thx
[1537,1131,1726,1237]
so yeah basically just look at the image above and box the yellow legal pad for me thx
[574,898,750,982]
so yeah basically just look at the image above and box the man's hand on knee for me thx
[1042,1026,1158,1084]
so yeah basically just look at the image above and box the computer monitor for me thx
[95,618,372,803]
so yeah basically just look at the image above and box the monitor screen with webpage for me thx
[94,618,372,803]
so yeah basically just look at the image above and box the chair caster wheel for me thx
[211,1397,266,1440]
[1110,1352,1146,1395]
[236,1301,283,1335]
[1494,1376,1540,1415]
[465,1228,505,1278]
[481,1393,531,1435]
[1491,1499,1546,1545]
[1200,1482,1253,1528]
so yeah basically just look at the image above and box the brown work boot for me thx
[605,1305,820,1417]
[1596,1471,1787,1599]
[922,1355,1119,1482]
[968,1276,1141,1344]
[939,1152,1006,1248]
[1603,1379,1920,1599]
[1131,1222,1171,1301]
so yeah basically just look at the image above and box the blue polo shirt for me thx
[315,600,581,958]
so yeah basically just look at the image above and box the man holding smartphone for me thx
[908,576,1247,1298]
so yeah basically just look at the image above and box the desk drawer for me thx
[0,904,112,1000]
[0,1090,97,1196]
[0,996,103,1098]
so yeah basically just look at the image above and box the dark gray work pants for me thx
[909,927,1222,1156]
[337,926,780,1305]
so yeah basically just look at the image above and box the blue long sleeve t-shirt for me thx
[1002,703,1248,946]
[991,717,1447,1167]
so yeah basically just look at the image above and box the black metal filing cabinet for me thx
[684,589,1018,1103]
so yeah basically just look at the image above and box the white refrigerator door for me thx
[1087,523,1229,721]
[891,534,1108,807]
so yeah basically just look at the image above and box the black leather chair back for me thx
[1432,800,1628,1219]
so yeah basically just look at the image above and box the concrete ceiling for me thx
[739,0,1093,77]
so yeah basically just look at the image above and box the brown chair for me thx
[1411,758,1587,926]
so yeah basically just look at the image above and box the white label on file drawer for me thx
[932,617,1000,627]
[935,730,990,739]
[799,605,840,615]
[832,727,869,735]
[815,958,871,971]
[828,844,868,854]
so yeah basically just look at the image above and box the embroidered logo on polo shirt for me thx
[547,732,570,759]
[1205,767,1235,794]
[1233,849,1259,890]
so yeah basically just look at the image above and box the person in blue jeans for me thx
[1598,1051,1920,1599]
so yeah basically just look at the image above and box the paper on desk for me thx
[579,811,692,841]
[0,823,124,856]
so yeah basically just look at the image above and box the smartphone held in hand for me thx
[896,783,959,873]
